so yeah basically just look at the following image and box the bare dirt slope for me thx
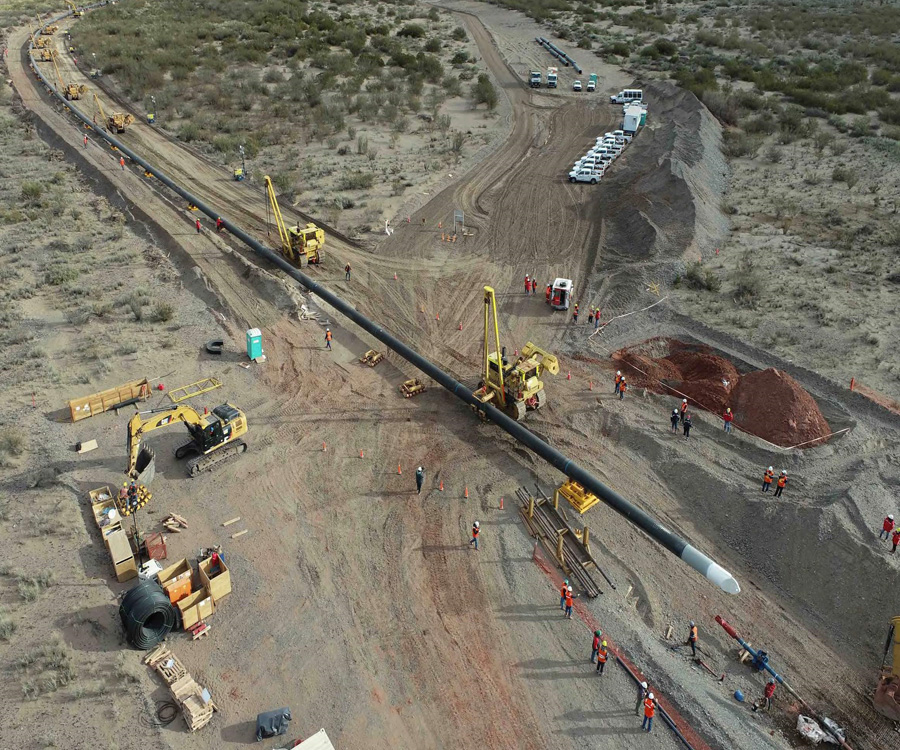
[6,3,900,750]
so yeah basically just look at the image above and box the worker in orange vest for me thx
[563,586,575,619]
[614,370,622,395]
[642,692,656,732]
[774,471,787,497]
[119,155,125,170]
[762,466,774,492]
[688,620,698,657]
[572,303,579,323]
[559,579,570,610]
[680,398,688,423]
[545,284,551,303]
[469,520,480,550]
[595,640,609,674]
[618,378,627,400]
[324,328,333,350]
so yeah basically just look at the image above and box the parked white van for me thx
[610,88,643,105]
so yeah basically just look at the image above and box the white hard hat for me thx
[617,370,621,375]
[690,620,695,627]
[673,409,678,414]
[890,514,895,520]
[326,328,330,331]
[682,398,687,403]
[417,466,423,471]
[567,586,572,592]
[474,520,480,527]
[648,693,654,700]
[768,466,773,472]
[641,681,648,689]
[781,470,787,475]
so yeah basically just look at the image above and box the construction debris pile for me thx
[613,338,831,447]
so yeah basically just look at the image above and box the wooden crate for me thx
[198,556,231,603]
[67,378,150,422]
[88,486,113,505]
[157,558,193,604]
[177,587,215,630]
[106,529,137,582]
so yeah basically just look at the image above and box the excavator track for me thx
[186,440,248,477]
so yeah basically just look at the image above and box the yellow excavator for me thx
[93,92,133,133]
[126,403,248,478]
[264,175,324,266]
[49,51,86,100]
[65,1,83,17]
[472,286,559,421]
[874,615,900,721]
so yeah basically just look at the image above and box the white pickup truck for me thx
[569,167,603,184]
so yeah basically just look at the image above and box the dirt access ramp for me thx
[613,337,832,447]
[584,81,729,312]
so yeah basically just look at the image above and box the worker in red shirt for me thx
[590,629,602,662]
[880,514,895,541]
[216,217,225,232]
[762,466,774,492]
[524,275,530,295]
[754,679,777,712]
[595,640,609,674]
[642,692,656,732]
[723,407,733,433]
[774,471,787,497]
[891,529,900,554]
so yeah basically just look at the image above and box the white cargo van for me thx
[610,88,643,105]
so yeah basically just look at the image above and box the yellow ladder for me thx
[168,378,223,404]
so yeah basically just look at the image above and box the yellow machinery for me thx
[874,615,900,721]
[50,52,86,100]
[126,403,248,478]
[65,1,83,17]
[40,24,58,35]
[264,175,324,266]
[93,92,134,133]
[34,35,52,49]
[472,286,559,421]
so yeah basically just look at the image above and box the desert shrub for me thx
[450,51,468,65]
[152,302,174,322]
[20,181,43,204]
[338,171,375,190]
[683,262,721,292]
[471,73,497,110]
[451,26,467,41]
[722,130,761,158]
[397,23,426,38]
[424,38,441,53]
[701,91,738,126]
[0,430,25,456]
[653,37,677,56]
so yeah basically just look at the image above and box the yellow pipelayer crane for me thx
[126,403,248,478]
[874,615,900,721]
[31,32,54,61]
[264,175,324,266]
[94,92,134,133]
[49,50,86,100]
[472,286,559,421]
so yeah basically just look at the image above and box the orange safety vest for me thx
[564,594,573,608]
[644,698,655,718]
[560,584,568,598]
[763,470,773,484]
[681,402,688,414]
[597,647,608,663]
[620,381,627,393]
[689,626,698,643]
[325,331,332,341]
[615,374,622,385]
[777,476,786,488]
[472,525,479,538]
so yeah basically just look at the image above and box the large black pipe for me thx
[29,16,739,595]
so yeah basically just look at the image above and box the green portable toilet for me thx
[246,328,263,360]
[640,111,647,126]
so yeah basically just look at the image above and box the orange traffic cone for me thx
[359,449,364,458]
[439,480,444,492]
[435,312,440,321]
[589,381,593,391]
[323,441,327,452]
[499,497,504,510]
[464,486,469,499]
[397,463,402,475]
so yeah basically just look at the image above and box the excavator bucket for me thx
[874,675,900,721]
[135,447,156,486]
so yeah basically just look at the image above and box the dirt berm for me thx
[583,81,729,310]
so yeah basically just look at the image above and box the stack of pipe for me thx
[536,37,583,74]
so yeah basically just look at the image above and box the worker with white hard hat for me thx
[762,466,775,492]
[680,398,688,423]
[636,681,649,715]
[774,470,788,498]
[469,520,480,550]
[670,408,680,433]
[564,585,575,619]
[880,513,896,541]
[642,692,656,732]
[615,370,623,395]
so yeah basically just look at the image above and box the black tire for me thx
[569,177,576,183]
[119,579,176,650]
[590,178,597,184]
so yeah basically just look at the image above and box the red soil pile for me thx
[730,369,831,448]
[611,339,831,447]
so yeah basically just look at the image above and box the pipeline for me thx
[715,616,852,749]
[536,37,582,74]
[28,14,738,595]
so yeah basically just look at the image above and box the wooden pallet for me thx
[168,378,223,404]
[145,645,217,732]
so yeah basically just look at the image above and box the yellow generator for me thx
[472,286,559,421]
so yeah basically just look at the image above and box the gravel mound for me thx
[613,338,830,447]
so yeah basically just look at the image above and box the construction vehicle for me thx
[126,403,248,478]
[587,74,598,92]
[547,66,558,88]
[65,1,83,17]
[472,286,559,421]
[233,167,244,181]
[50,52,86,100]
[36,44,54,62]
[40,24,58,35]
[547,278,574,310]
[874,615,900,721]
[93,93,134,133]
[529,70,541,88]
[34,35,52,49]
[264,175,324,266]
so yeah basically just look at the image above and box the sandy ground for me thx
[3,3,900,750]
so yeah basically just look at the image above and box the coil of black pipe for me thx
[119,579,176,650]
